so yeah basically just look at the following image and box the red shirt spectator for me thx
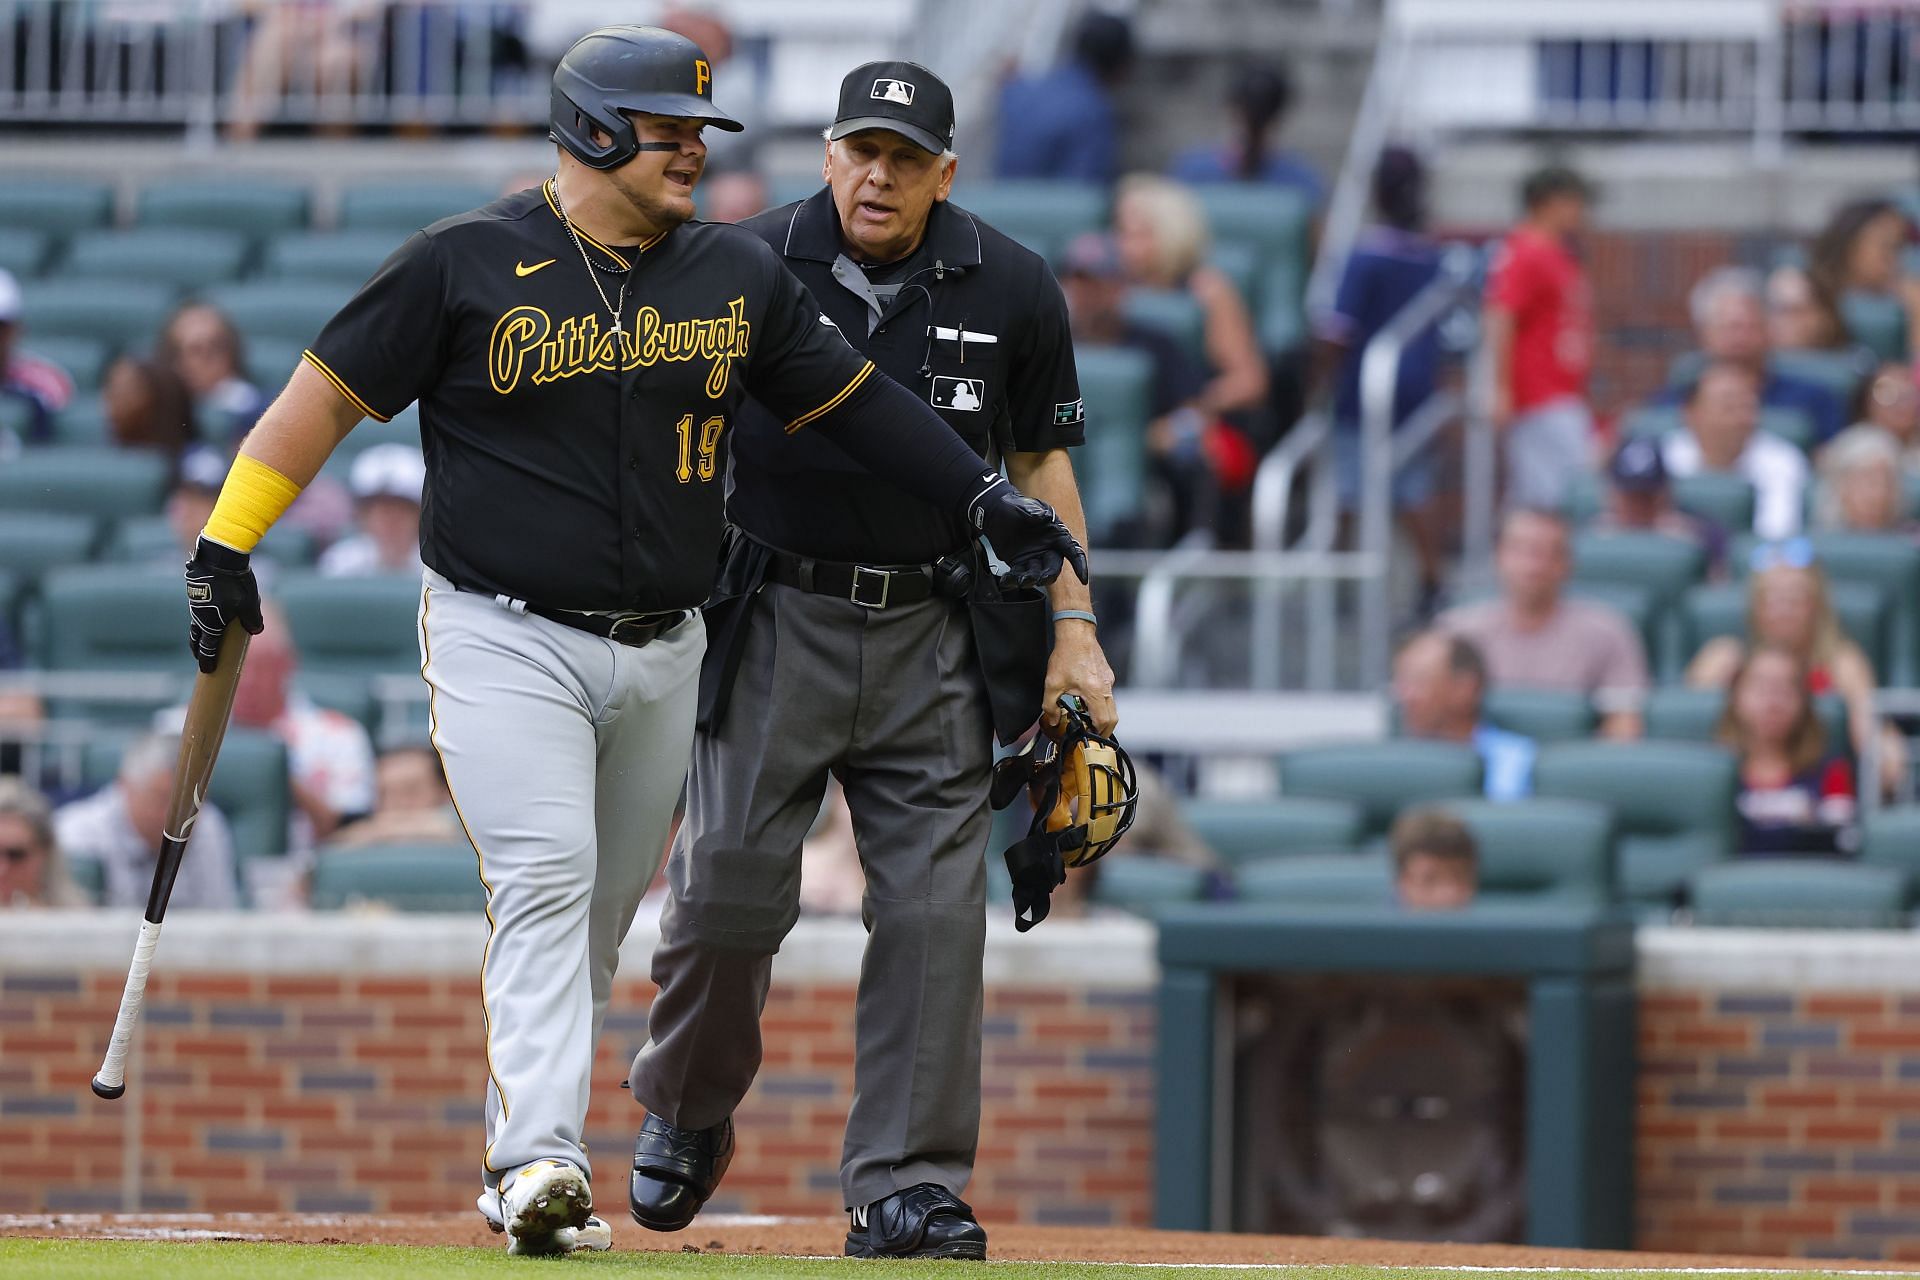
[1487,223,1592,414]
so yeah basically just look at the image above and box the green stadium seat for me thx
[1480,687,1598,742]
[135,180,310,236]
[1257,260,1307,353]
[1758,405,1816,453]
[1279,741,1483,841]
[1770,348,1874,405]
[64,856,104,905]
[34,564,186,672]
[201,281,353,346]
[1862,806,1920,904]
[1071,345,1152,542]
[247,337,308,394]
[338,182,500,232]
[310,843,486,912]
[1210,240,1261,309]
[0,394,36,441]
[0,447,169,518]
[1236,852,1390,905]
[1573,530,1706,601]
[1681,580,1889,678]
[1841,290,1907,363]
[48,394,110,447]
[1689,860,1906,928]
[0,568,23,635]
[0,228,53,278]
[1533,741,1738,911]
[1561,471,1604,525]
[0,180,114,235]
[1088,856,1213,918]
[1122,288,1205,364]
[24,336,111,393]
[0,512,99,589]
[260,230,399,284]
[1621,405,1682,440]
[949,182,1107,263]
[81,728,293,864]
[1729,533,1920,686]
[1644,685,1851,755]
[106,515,313,569]
[1672,472,1756,534]
[22,280,178,347]
[278,572,423,680]
[1182,796,1365,869]
[1194,184,1315,268]
[58,229,251,289]
[1439,797,1615,906]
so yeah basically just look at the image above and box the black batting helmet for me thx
[549,25,743,171]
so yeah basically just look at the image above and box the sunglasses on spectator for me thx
[0,845,39,865]
[1749,538,1815,573]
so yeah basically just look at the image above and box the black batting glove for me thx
[185,536,264,674]
[966,474,1089,591]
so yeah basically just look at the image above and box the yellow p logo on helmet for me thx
[694,59,710,96]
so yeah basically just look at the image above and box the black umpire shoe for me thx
[845,1183,988,1260]
[629,1112,734,1232]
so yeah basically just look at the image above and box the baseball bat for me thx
[91,627,251,1100]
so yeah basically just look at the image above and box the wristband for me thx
[1052,609,1098,626]
[204,453,303,553]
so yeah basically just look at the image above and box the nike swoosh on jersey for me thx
[515,259,556,277]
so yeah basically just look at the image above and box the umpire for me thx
[628,62,1115,1260]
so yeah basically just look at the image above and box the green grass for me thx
[0,1241,1883,1280]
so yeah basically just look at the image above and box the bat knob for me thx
[90,1076,126,1100]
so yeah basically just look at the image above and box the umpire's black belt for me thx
[765,548,934,609]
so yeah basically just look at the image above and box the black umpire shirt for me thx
[729,188,1086,564]
[304,181,897,613]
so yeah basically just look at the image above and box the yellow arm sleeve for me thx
[203,454,304,554]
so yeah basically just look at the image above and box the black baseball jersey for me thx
[303,181,888,613]
[728,188,1086,563]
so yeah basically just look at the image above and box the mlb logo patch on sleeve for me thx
[1054,398,1085,426]
[932,376,985,412]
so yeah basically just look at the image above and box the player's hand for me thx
[1043,622,1117,735]
[185,536,264,674]
[967,475,1088,590]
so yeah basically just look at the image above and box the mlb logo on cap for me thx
[872,78,914,105]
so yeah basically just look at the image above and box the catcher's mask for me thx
[989,695,1138,931]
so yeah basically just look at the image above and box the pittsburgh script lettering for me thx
[488,297,752,398]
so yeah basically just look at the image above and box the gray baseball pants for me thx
[629,582,994,1209]
[417,568,705,1189]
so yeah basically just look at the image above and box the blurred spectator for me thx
[1816,426,1918,536]
[994,10,1132,184]
[701,169,769,225]
[1168,62,1322,206]
[0,683,43,778]
[0,776,89,909]
[0,268,73,444]
[328,745,460,848]
[102,355,195,456]
[318,443,425,578]
[1688,546,1904,796]
[228,0,383,143]
[1808,197,1920,359]
[1716,645,1857,858]
[1391,808,1478,911]
[55,733,238,910]
[1654,268,1845,445]
[1662,360,1808,541]
[1316,146,1445,607]
[1393,629,1536,801]
[1115,175,1269,419]
[1061,230,1209,542]
[799,780,864,917]
[159,302,268,450]
[164,447,229,562]
[1484,166,1595,509]
[1593,438,1727,576]
[1440,509,1648,739]
[1766,264,1829,351]
[1848,362,1920,467]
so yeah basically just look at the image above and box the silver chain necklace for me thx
[550,178,630,339]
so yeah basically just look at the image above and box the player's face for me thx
[824,130,956,263]
[605,113,708,231]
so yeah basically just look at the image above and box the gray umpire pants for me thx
[629,582,994,1209]
[417,568,705,1189]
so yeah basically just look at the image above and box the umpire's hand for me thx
[967,475,1088,590]
[184,536,265,674]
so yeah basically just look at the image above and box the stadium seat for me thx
[1480,687,1598,742]
[0,512,99,589]
[57,229,251,289]
[1181,796,1365,869]
[24,336,111,393]
[1770,347,1873,405]
[1681,580,1889,678]
[1620,405,1682,440]
[48,394,110,447]
[1729,533,1920,686]
[106,515,314,569]
[1210,240,1262,310]
[1257,261,1307,353]
[1573,530,1705,602]
[1532,741,1738,911]
[80,728,292,864]
[1756,405,1816,453]
[278,573,423,681]
[1439,797,1616,906]
[0,227,52,278]
[135,180,310,236]
[34,565,185,672]
[1071,345,1153,542]
[338,182,500,232]
[1689,860,1906,928]
[1560,471,1604,524]
[201,281,354,346]
[1122,288,1206,363]
[260,230,401,285]
[1840,290,1907,363]
[64,856,104,905]
[310,843,485,912]
[22,279,178,347]
[1236,852,1391,905]
[0,447,170,518]
[1671,472,1756,535]
[1088,856,1214,917]
[0,568,23,635]
[1861,806,1920,903]
[1279,741,1483,841]
[0,180,114,235]
[247,338,309,394]
[1643,685,1851,754]
[949,182,1107,263]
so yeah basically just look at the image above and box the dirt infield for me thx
[1,1213,1914,1270]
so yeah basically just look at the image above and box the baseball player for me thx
[179,27,1082,1258]
[627,62,1115,1260]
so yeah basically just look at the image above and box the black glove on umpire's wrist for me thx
[185,535,265,674]
[966,474,1089,591]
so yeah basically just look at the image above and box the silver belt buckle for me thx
[849,565,890,609]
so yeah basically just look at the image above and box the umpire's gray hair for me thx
[821,127,957,164]
[1689,266,1766,332]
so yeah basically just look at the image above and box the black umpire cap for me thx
[551,25,743,171]
[829,60,955,156]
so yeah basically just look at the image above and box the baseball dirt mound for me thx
[2,1213,1914,1270]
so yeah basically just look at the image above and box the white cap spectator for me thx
[349,442,427,503]
[320,444,427,578]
